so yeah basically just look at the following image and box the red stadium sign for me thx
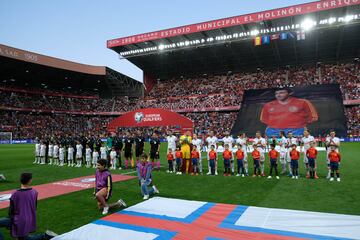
[107,108,194,132]
[107,0,360,47]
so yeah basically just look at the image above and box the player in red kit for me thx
[328,146,341,182]
[260,88,318,137]
[306,141,318,179]
[289,144,300,179]
[222,144,233,176]
[191,145,200,175]
[268,144,280,179]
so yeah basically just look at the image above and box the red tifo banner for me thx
[107,0,360,47]
[0,174,135,209]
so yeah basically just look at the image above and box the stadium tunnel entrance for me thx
[107,108,193,133]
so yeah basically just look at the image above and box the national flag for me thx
[254,37,262,46]
[287,32,296,39]
[270,33,279,40]
[280,32,288,40]
[261,35,270,44]
[297,30,306,40]
[54,197,360,240]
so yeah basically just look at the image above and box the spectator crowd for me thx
[0,62,358,139]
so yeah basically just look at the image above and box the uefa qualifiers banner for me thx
[231,84,347,137]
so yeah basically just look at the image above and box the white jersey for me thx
[166,135,177,150]
[59,147,65,160]
[206,136,218,149]
[40,144,46,156]
[325,136,340,151]
[85,148,92,161]
[222,136,234,148]
[279,137,288,152]
[302,135,315,151]
[100,147,107,159]
[192,139,202,151]
[110,150,117,160]
[287,137,298,147]
[76,144,83,157]
[67,147,74,160]
[253,137,266,152]
[235,138,247,152]
[35,143,40,156]
[92,151,99,163]
[53,145,59,158]
[48,144,54,157]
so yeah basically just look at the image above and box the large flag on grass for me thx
[54,197,360,240]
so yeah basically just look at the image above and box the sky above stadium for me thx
[0,0,314,82]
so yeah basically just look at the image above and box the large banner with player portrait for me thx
[231,84,347,137]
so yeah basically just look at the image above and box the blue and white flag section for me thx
[54,197,360,240]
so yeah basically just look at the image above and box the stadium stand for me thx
[1,61,359,138]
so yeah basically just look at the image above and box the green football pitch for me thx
[0,143,359,237]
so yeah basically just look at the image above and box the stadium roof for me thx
[0,44,143,98]
[108,0,360,79]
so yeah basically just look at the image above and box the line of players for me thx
[32,129,342,181]
[33,132,161,170]
[166,130,341,181]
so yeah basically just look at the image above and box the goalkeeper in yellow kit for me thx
[180,131,192,174]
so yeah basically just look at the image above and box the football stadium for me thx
[0,0,360,239]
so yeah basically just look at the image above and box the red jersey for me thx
[175,151,182,158]
[191,150,200,159]
[252,150,260,160]
[209,150,217,160]
[167,153,174,161]
[260,97,318,128]
[223,149,232,159]
[235,149,244,160]
[290,149,300,160]
[269,149,279,159]
[306,147,317,158]
[328,151,341,163]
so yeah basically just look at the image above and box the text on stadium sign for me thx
[134,112,162,123]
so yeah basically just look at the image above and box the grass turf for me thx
[0,142,359,238]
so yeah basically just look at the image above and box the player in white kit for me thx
[40,141,46,165]
[166,131,177,171]
[100,144,107,160]
[92,149,99,168]
[53,143,59,166]
[192,134,203,174]
[286,132,298,176]
[59,144,65,166]
[325,130,340,179]
[67,145,74,167]
[236,133,249,175]
[222,132,234,174]
[109,147,117,170]
[278,131,288,174]
[206,131,218,175]
[301,130,315,178]
[253,131,267,176]
[34,141,40,164]
[48,142,54,165]
[85,144,92,168]
[75,141,83,167]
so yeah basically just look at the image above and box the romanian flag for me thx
[254,37,262,46]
